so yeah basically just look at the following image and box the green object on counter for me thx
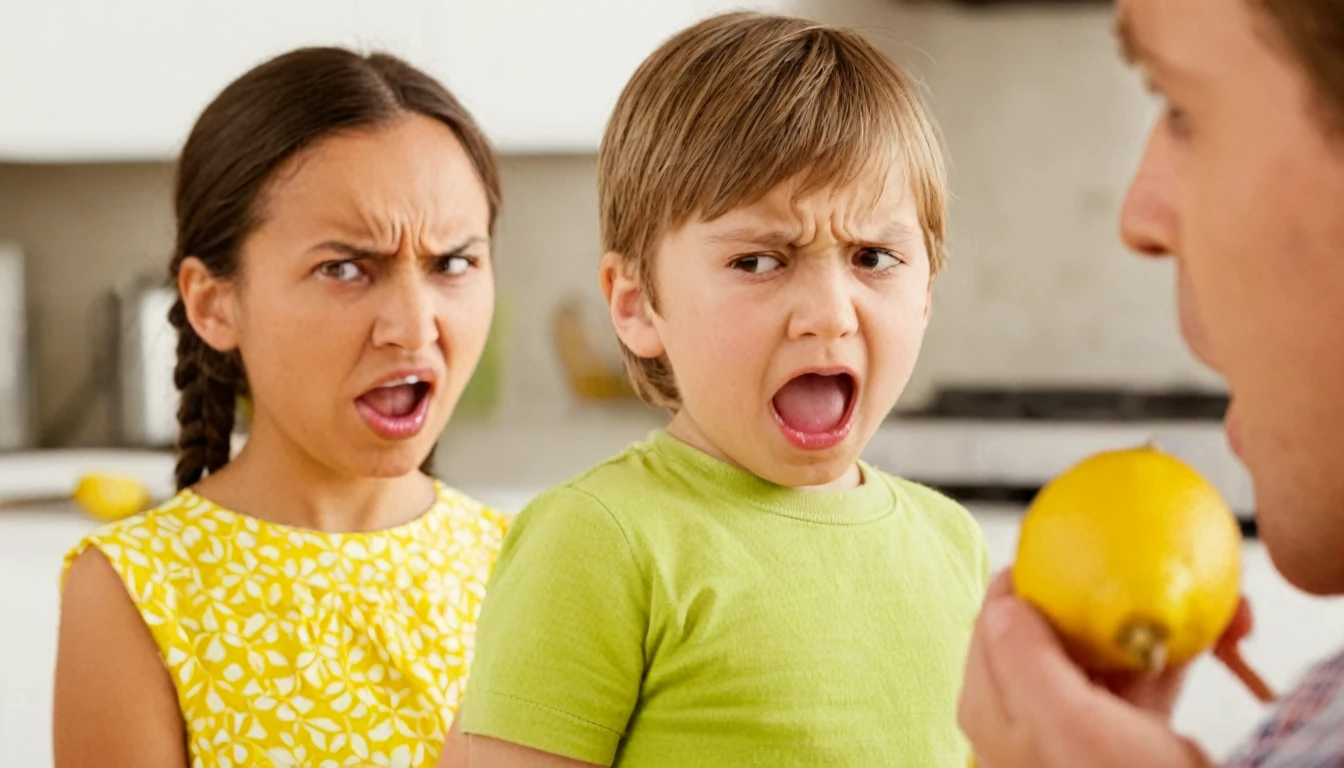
[457,295,512,420]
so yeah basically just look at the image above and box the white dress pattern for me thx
[64,482,509,768]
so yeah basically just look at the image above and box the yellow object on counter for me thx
[1014,444,1242,672]
[73,473,153,521]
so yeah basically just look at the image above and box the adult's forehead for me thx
[1113,0,1258,85]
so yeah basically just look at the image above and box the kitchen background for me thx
[1,0,1341,765]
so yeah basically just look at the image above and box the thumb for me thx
[982,597,1092,723]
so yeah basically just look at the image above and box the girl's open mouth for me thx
[355,375,433,440]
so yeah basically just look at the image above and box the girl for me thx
[53,47,506,768]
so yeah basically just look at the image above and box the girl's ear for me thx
[178,257,241,353]
[600,252,664,359]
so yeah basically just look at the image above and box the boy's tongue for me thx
[358,384,419,418]
[773,374,850,434]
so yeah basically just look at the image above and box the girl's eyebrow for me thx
[310,241,389,260]
[310,236,488,260]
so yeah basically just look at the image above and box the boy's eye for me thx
[318,260,365,282]
[731,254,783,274]
[855,248,903,271]
[436,255,474,276]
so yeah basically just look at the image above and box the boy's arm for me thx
[438,722,597,768]
[467,735,602,767]
[456,486,648,766]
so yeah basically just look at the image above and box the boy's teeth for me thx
[380,375,421,388]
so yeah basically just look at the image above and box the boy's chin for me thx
[752,450,864,490]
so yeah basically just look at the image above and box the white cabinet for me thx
[0,508,96,768]
[0,0,799,161]
[430,0,796,153]
[0,0,429,161]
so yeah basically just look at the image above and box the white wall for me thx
[808,2,1221,404]
[478,1,1224,435]
[922,6,1218,398]
[1,2,1222,451]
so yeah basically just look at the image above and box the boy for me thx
[457,12,989,767]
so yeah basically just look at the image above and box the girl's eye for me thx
[731,254,783,274]
[436,255,474,276]
[855,248,903,272]
[318,260,365,281]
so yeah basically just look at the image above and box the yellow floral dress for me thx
[64,482,510,768]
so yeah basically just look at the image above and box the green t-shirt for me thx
[459,431,989,767]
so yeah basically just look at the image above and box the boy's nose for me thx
[787,264,859,341]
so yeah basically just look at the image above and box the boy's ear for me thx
[179,257,241,353]
[600,251,665,360]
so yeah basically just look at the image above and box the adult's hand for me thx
[957,571,1215,768]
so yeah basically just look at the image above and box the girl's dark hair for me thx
[169,47,501,491]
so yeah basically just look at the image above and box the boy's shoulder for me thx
[538,436,674,504]
[867,467,990,580]
[877,469,973,524]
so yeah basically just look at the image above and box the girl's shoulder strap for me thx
[62,490,205,591]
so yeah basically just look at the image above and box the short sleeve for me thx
[458,486,648,765]
[890,475,990,596]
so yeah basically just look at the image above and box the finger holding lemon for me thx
[1015,445,1251,679]
[960,444,1273,768]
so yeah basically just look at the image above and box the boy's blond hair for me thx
[598,12,949,409]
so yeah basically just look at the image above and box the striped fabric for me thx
[1224,649,1344,768]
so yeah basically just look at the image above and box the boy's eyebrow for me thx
[862,221,920,245]
[705,227,796,248]
[705,222,919,248]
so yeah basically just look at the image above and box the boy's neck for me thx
[665,412,864,493]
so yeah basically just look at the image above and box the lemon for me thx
[1014,445,1242,672]
[73,473,153,522]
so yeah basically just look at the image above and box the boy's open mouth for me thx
[771,371,858,450]
[355,375,433,440]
